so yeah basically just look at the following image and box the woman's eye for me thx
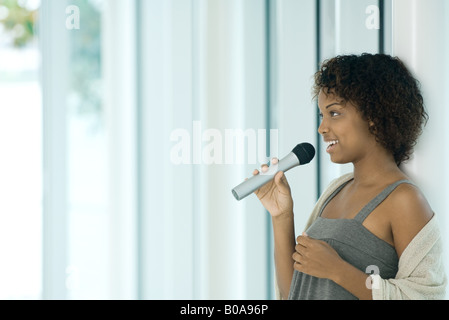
[319,111,340,119]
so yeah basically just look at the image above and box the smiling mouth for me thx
[326,140,339,152]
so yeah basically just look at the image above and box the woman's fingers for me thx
[249,157,280,180]
[292,251,300,262]
[261,158,278,173]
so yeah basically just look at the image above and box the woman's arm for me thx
[331,257,374,300]
[272,212,296,299]
[293,234,373,300]
[252,160,296,299]
[388,184,433,258]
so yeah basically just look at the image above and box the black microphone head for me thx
[292,143,315,165]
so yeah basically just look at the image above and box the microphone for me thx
[231,143,315,201]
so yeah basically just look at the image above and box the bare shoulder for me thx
[388,182,434,257]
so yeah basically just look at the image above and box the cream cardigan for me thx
[277,173,447,300]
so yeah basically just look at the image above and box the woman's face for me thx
[317,90,378,165]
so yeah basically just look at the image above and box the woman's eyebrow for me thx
[325,103,340,109]
[318,102,343,111]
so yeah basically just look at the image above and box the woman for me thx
[253,54,446,300]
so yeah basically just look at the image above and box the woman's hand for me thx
[251,158,294,217]
[292,233,344,281]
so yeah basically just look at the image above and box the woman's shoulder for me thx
[387,181,434,257]
[389,181,433,219]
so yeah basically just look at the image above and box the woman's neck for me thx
[351,148,402,187]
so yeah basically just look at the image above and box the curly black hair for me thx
[313,53,428,166]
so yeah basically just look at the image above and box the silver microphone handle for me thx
[231,152,299,201]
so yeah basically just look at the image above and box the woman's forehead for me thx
[318,90,345,107]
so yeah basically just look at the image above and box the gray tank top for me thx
[288,178,413,300]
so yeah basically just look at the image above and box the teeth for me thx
[327,140,339,147]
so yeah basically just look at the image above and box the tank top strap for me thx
[318,179,353,217]
[354,179,416,223]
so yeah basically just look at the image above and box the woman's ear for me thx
[368,120,377,133]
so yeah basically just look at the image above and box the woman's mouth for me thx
[326,140,339,153]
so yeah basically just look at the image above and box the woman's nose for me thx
[318,118,328,135]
